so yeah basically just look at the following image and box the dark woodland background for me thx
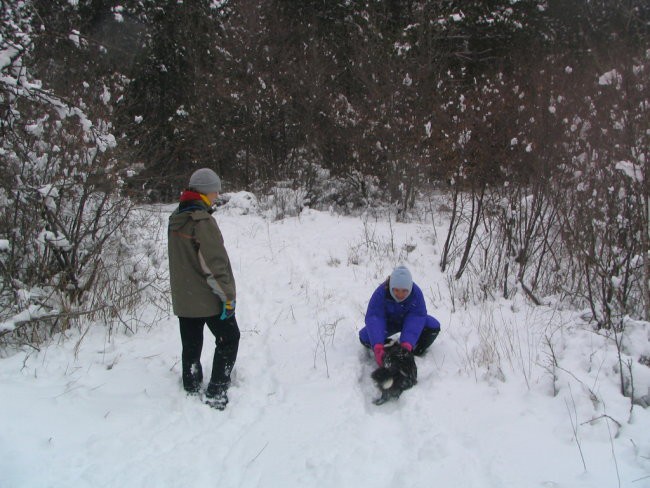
[1,1,649,350]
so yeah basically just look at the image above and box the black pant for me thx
[413,327,439,356]
[179,315,240,390]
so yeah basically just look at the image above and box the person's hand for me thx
[401,342,413,352]
[220,300,236,320]
[373,344,385,366]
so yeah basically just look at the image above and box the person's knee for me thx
[426,315,441,330]
[359,327,372,348]
[222,321,240,345]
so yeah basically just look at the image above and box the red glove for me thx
[373,344,385,366]
[401,342,413,352]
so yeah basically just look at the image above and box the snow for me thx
[598,69,622,88]
[221,191,258,215]
[68,30,81,48]
[0,304,52,333]
[1,203,650,488]
[37,229,72,251]
[425,121,432,137]
[0,45,20,71]
[616,160,644,183]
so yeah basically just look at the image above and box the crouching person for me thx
[359,265,440,367]
[168,168,240,410]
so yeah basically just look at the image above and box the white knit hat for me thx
[389,265,413,301]
[189,168,222,194]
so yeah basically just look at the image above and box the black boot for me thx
[182,360,203,394]
[205,381,229,410]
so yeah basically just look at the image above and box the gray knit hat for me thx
[389,265,413,301]
[189,168,222,194]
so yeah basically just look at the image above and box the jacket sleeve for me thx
[193,214,236,302]
[364,285,388,347]
[399,285,427,346]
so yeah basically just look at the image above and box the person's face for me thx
[392,288,410,301]
[206,192,219,205]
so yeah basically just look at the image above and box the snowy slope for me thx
[1,201,649,488]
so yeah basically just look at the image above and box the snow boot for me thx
[204,381,229,410]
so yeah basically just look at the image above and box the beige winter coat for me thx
[168,205,235,317]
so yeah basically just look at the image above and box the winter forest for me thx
[1,0,650,486]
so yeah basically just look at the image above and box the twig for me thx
[581,414,622,432]
[246,441,269,468]
[565,385,587,471]
[556,364,600,407]
[141,353,162,359]
[604,412,621,488]
[519,279,542,306]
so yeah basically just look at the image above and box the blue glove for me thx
[220,300,236,320]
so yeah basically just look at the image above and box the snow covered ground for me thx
[2,198,650,488]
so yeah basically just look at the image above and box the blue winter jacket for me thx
[361,281,440,347]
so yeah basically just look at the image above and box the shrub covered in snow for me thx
[0,3,163,347]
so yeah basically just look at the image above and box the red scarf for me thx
[179,190,203,202]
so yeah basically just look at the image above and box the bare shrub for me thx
[0,4,165,350]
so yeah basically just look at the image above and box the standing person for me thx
[168,168,240,410]
[359,265,440,366]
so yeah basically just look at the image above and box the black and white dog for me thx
[371,341,417,405]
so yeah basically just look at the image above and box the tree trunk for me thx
[455,184,485,280]
[641,195,650,321]
[440,185,460,272]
